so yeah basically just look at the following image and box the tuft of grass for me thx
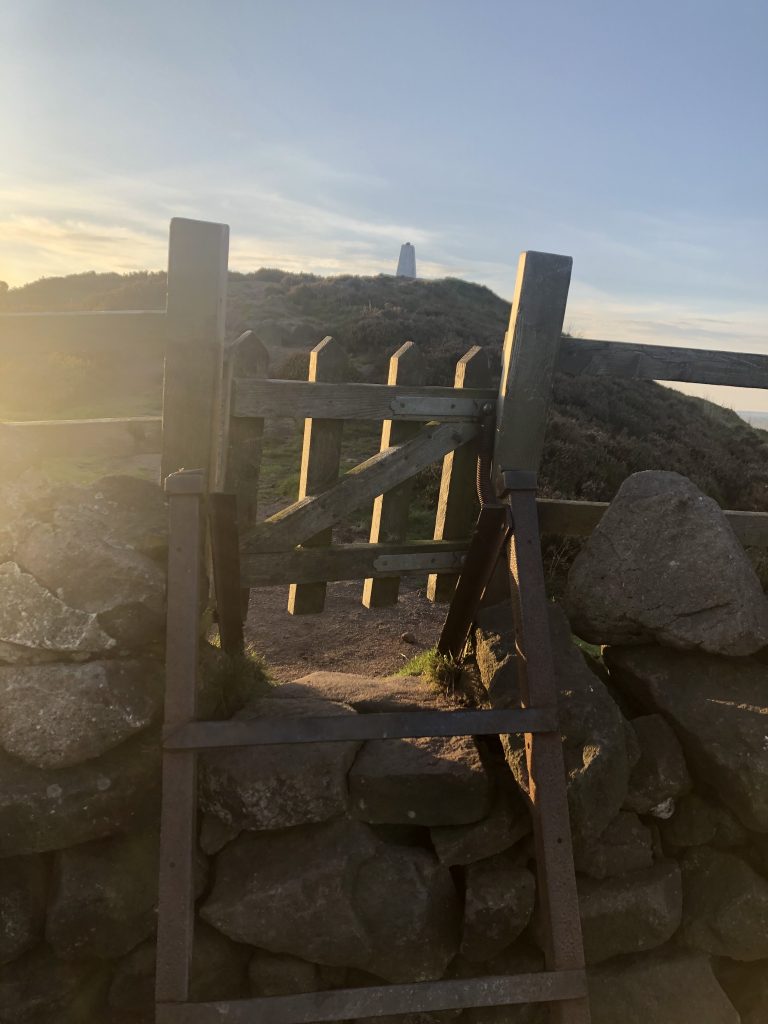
[398,645,462,688]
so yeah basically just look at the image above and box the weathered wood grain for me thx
[243,539,468,586]
[495,252,573,478]
[428,346,490,602]
[363,341,424,608]
[289,337,349,614]
[223,331,270,529]
[161,218,229,483]
[557,336,768,389]
[233,378,495,422]
[244,420,478,553]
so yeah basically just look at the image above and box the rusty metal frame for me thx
[156,469,590,1024]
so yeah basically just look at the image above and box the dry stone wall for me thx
[0,468,766,1023]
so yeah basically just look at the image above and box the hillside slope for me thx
[2,268,767,518]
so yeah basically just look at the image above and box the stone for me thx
[0,561,114,654]
[0,658,162,769]
[200,695,360,830]
[574,861,682,965]
[658,792,719,849]
[501,604,631,845]
[588,949,739,1024]
[201,818,460,983]
[249,950,345,996]
[713,958,768,1024]
[350,734,492,826]
[279,671,450,712]
[0,729,161,855]
[565,471,768,655]
[16,519,166,648]
[46,828,206,959]
[199,811,241,855]
[460,854,536,961]
[624,713,691,815]
[431,790,531,866]
[573,811,653,880]
[474,603,517,707]
[56,475,168,561]
[680,846,768,960]
[108,922,250,1016]
[0,855,46,964]
[605,646,768,831]
[0,944,109,1024]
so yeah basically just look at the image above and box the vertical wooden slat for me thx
[288,337,349,615]
[427,346,490,603]
[223,331,270,531]
[209,492,245,656]
[504,478,590,1024]
[155,469,205,1005]
[161,218,229,485]
[362,341,424,608]
[494,252,572,476]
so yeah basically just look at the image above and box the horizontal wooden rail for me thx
[243,539,468,586]
[156,971,586,1024]
[164,707,560,751]
[538,497,768,547]
[242,500,768,589]
[557,337,768,389]
[0,416,162,459]
[233,378,497,422]
[0,310,168,354]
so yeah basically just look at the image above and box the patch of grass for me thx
[572,634,602,659]
[398,645,462,689]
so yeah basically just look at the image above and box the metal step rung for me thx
[163,706,559,751]
[156,969,588,1024]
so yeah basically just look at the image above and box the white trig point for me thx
[396,242,416,278]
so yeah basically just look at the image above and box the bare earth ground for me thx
[244,578,448,683]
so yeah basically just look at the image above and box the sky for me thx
[2,0,767,409]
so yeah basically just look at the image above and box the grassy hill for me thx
[2,267,767,528]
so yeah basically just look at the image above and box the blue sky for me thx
[2,0,767,408]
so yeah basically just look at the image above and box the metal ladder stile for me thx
[155,467,590,1024]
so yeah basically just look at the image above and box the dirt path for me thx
[244,578,448,682]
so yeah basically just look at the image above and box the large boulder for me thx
[499,604,631,844]
[460,854,536,961]
[201,818,460,983]
[566,471,768,655]
[0,730,161,856]
[0,945,109,1024]
[623,713,691,815]
[200,694,360,831]
[0,658,162,769]
[0,855,46,964]
[451,944,546,1024]
[474,603,517,708]
[0,562,114,656]
[714,958,768,1024]
[588,949,739,1024]
[46,828,206,960]
[605,646,768,831]
[574,860,682,965]
[350,734,492,827]
[248,950,345,996]
[430,790,531,866]
[16,520,165,649]
[573,811,654,880]
[679,847,768,960]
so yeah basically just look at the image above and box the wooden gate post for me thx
[161,218,229,485]
[494,252,572,478]
[427,346,490,603]
[363,341,424,608]
[288,337,349,615]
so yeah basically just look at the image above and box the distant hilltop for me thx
[396,242,416,278]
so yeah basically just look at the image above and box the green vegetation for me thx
[4,266,767,592]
